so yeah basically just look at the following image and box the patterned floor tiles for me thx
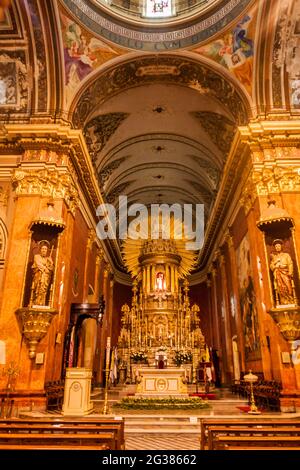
[125,433,200,450]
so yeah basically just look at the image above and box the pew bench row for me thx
[0,417,125,450]
[201,418,300,450]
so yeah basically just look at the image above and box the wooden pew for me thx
[0,423,123,450]
[0,444,110,450]
[215,435,300,450]
[0,418,125,450]
[0,431,116,449]
[207,426,300,450]
[200,418,300,450]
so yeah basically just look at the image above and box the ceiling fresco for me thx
[60,6,125,106]
[191,4,257,96]
[60,0,255,51]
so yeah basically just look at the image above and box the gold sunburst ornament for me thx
[122,215,197,279]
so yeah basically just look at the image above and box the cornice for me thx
[239,119,300,148]
[0,124,104,212]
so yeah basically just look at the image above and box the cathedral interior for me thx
[1,0,300,452]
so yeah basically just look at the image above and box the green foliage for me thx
[113,396,210,410]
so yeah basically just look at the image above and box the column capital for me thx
[87,228,96,249]
[225,231,234,248]
[12,167,79,215]
[208,265,217,278]
[96,247,104,265]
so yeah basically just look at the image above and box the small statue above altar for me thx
[156,272,166,291]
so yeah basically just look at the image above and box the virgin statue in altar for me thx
[156,272,166,291]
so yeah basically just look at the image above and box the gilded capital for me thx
[12,168,79,214]
[225,232,234,248]
[96,247,104,265]
[87,228,96,249]
[240,174,257,214]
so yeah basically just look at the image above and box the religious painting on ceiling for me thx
[272,0,300,109]
[236,233,261,361]
[59,9,123,106]
[0,52,28,111]
[192,5,258,96]
[0,61,16,105]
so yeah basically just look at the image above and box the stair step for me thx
[125,428,200,434]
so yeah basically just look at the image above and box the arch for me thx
[68,53,254,127]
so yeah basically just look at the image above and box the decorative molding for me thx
[253,166,300,195]
[190,156,220,190]
[106,181,134,204]
[0,51,29,113]
[99,156,127,188]
[0,124,108,214]
[87,228,96,249]
[12,168,79,214]
[61,0,253,51]
[191,111,236,154]
[84,113,129,165]
[72,56,249,128]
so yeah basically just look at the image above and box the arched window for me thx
[145,0,174,18]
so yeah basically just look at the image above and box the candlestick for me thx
[102,336,111,415]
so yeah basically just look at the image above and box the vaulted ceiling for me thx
[73,54,249,270]
[1,0,300,277]
[84,82,235,217]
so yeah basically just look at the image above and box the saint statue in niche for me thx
[30,240,54,306]
[156,272,166,291]
[270,239,295,306]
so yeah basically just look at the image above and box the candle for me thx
[106,336,111,349]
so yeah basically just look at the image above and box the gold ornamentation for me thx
[257,200,294,229]
[123,235,197,280]
[117,232,205,383]
[268,307,300,343]
[1,361,20,392]
[16,307,57,359]
[12,168,79,214]
[240,175,257,214]
[22,150,69,166]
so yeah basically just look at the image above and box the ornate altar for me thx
[117,236,206,384]
[135,368,188,397]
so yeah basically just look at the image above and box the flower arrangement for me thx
[174,350,192,366]
[130,350,148,364]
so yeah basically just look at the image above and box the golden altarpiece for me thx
[117,236,206,385]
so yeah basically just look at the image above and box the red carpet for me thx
[236,405,264,413]
[189,393,216,399]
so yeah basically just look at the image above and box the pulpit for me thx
[62,368,94,416]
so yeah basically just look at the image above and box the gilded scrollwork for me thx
[72,56,249,128]
[12,168,79,214]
